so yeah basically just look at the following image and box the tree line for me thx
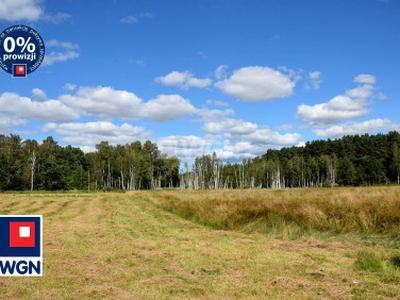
[182,131,400,189]
[0,135,179,191]
[0,131,399,191]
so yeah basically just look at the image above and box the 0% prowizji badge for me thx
[0,25,45,78]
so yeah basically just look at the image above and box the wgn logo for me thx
[0,215,42,276]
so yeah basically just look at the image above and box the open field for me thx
[0,187,400,299]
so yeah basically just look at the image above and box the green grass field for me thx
[0,187,400,299]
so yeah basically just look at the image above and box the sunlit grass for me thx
[149,186,400,239]
[0,188,399,299]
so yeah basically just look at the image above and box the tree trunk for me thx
[120,161,125,190]
[30,151,36,191]
[107,160,112,187]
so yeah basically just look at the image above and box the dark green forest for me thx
[0,131,399,191]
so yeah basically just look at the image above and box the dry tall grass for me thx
[148,186,400,237]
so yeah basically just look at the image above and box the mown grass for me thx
[0,188,399,299]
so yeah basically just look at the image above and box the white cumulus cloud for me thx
[354,74,376,84]
[155,71,212,89]
[296,96,371,124]
[0,114,27,133]
[202,116,301,161]
[0,0,70,23]
[314,119,400,138]
[214,129,300,161]
[215,66,296,102]
[44,121,151,146]
[32,88,47,102]
[158,135,212,161]
[296,77,377,124]
[245,128,301,147]
[59,86,144,120]
[0,0,43,21]
[203,119,257,136]
[0,92,78,122]
[60,86,196,122]
[144,95,196,122]
[214,141,265,161]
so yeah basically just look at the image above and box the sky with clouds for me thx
[0,0,399,162]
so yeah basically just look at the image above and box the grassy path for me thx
[0,191,399,299]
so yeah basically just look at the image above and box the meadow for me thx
[0,187,399,299]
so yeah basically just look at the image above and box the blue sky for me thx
[0,0,399,161]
